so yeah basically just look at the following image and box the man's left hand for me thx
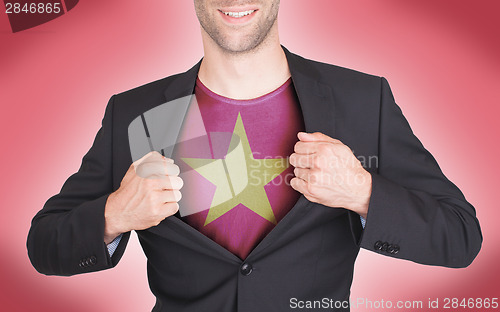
[289,132,372,219]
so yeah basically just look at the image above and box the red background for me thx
[1,1,499,311]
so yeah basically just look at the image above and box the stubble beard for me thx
[196,1,280,55]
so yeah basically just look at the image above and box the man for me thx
[27,1,482,311]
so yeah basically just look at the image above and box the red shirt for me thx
[172,77,304,259]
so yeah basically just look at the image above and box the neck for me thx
[198,26,291,100]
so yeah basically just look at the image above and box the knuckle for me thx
[312,156,321,168]
[152,192,163,205]
[163,176,173,189]
[309,171,318,184]
[150,204,161,217]
[144,191,154,202]
[340,144,352,155]
[323,145,336,158]
[317,144,329,154]
[144,178,157,189]
[156,179,168,190]
[141,177,156,188]
[299,157,308,168]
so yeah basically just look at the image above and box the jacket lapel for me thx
[246,48,337,258]
[154,47,337,261]
[283,47,336,137]
[163,60,201,101]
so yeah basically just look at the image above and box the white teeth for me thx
[222,10,255,18]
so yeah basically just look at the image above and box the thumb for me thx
[298,132,340,143]
[126,151,164,179]
[133,151,160,167]
[133,151,174,167]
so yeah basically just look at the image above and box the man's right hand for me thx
[103,151,183,244]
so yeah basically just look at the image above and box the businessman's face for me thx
[194,0,280,53]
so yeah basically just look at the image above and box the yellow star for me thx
[182,113,289,225]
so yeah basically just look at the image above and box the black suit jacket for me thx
[27,47,482,311]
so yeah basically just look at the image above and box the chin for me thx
[219,35,262,54]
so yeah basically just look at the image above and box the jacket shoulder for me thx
[113,73,182,103]
[109,71,192,124]
[291,52,382,88]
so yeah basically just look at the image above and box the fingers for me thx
[162,202,180,216]
[290,177,317,202]
[297,132,342,144]
[293,167,309,181]
[294,167,321,185]
[134,151,174,166]
[294,133,344,156]
[158,189,182,203]
[134,151,161,166]
[135,160,180,178]
[140,152,174,165]
[160,176,184,190]
[145,176,183,192]
[290,176,306,192]
[294,141,338,155]
[294,141,316,154]
[289,153,316,168]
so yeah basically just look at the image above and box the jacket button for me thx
[374,241,383,250]
[381,242,389,252]
[89,256,97,265]
[240,263,253,276]
[393,245,400,254]
[387,244,395,254]
[79,259,87,268]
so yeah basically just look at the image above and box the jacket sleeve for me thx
[27,96,130,276]
[356,77,482,268]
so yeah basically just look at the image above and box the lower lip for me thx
[218,10,258,24]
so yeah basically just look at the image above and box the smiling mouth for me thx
[220,9,257,18]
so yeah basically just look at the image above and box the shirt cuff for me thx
[106,234,123,257]
[360,216,366,229]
